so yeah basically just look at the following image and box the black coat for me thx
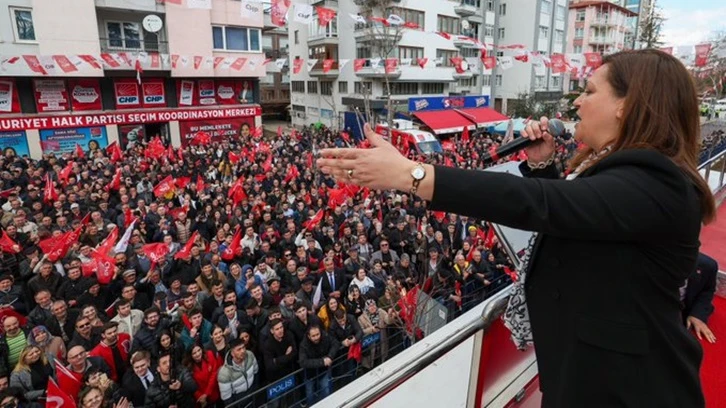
[683,253,718,323]
[430,149,705,407]
[262,331,298,381]
[144,368,197,407]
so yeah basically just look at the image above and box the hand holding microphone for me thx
[522,116,558,164]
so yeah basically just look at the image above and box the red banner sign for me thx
[33,79,69,112]
[113,79,141,109]
[141,79,166,108]
[0,106,261,132]
[178,117,254,147]
[68,79,103,111]
[0,79,21,114]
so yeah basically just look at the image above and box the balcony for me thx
[590,17,616,27]
[308,60,340,78]
[310,0,337,8]
[588,36,615,45]
[453,35,479,48]
[309,32,338,47]
[99,38,169,55]
[355,61,401,79]
[452,70,473,80]
[454,2,479,17]
[354,23,400,43]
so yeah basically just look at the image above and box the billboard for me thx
[33,79,69,112]
[68,79,103,111]
[0,131,30,157]
[39,126,109,155]
[178,117,254,147]
[114,79,142,109]
[408,95,490,112]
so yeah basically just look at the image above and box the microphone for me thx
[481,119,568,164]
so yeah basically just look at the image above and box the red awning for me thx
[455,107,508,126]
[412,110,476,135]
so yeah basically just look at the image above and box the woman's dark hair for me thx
[570,49,716,223]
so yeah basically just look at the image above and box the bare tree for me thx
[692,32,726,100]
[355,0,406,127]
[638,2,665,49]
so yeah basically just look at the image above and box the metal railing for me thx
[99,38,169,54]
[698,144,726,197]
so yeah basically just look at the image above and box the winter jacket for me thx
[298,331,340,378]
[217,350,259,403]
[262,331,298,381]
[144,368,197,407]
[191,350,221,404]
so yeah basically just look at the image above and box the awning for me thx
[412,110,476,135]
[454,107,508,126]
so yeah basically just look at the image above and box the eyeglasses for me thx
[76,323,90,329]
[68,351,86,359]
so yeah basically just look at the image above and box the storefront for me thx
[408,95,506,135]
[0,105,261,159]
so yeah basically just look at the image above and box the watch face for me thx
[412,167,425,180]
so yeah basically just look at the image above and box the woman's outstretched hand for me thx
[317,123,416,191]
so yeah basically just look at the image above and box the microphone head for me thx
[547,119,566,137]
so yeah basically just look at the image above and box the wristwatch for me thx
[410,163,426,194]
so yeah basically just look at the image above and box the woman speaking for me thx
[317,49,715,407]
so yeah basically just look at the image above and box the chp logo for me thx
[198,80,216,105]
[71,85,99,104]
[114,82,140,106]
[142,82,166,105]
[245,3,260,13]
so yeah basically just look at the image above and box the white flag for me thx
[294,4,314,24]
[401,58,412,66]
[566,53,584,70]
[387,14,404,26]
[39,55,57,75]
[114,220,136,254]
[203,56,214,68]
[498,56,514,70]
[349,13,367,24]
[306,59,318,72]
[187,0,212,9]
[160,54,171,67]
[338,59,350,70]
[312,277,323,308]
[275,58,287,70]
[241,2,262,19]
[69,55,84,68]
[222,57,234,69]
[532,58,546,75]
[370,58,381,69]
[180,55,190,67]
[466,57,480,73]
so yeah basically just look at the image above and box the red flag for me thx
[384,58,398,74]
[175,176,191,189]
[503,266,518,282]
[228,151,241,164]
[44,174,59,203]
[549,53,568,74]
[293,58,304,74]
[53,55,78,73]
[306,152,313,169]
[107,141,123,163]
[196,175,205,194]
[221,227,243,261]
[166,144,174,162]
[354,59,366,72]
[417,58,428,69]
[78,55,101,69]
[144,137,166,160]
[92,251,115,285]
[0,231,19,254]
[432,211,446,223]
[403,21,419,29]
[441,140,455,151]
[277,126,283,137]
[153,175,176,198]
[695,43,712,67]
[327,188,348,209]
[284,165,300,184]
[177,146,184,162]
[462,126,470,144]
[142,243,170,263]
[47,377,77,408]
[484,226,496,249]
[94,227,118,257]
[55,360,82,403]
[481,56,496,70]
[340,131,351,144]
[229,177,248,206]
[106,168,122,192]
[39,234,63,255]
[437,32,451,40]
[168,205,188,220]
[191,131,212,145]
[123,207,136,229]
[322,59,334,73]
[23,55,47,75]
[317,6,336,25]
[370,16,390,27]
[47,227,82,263]
[59,161,75,185]
[174,231,199,260]
[262,154,273,173]
[583,52,603,69]
[303,209,324,231]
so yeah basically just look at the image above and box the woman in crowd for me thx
[9,346,54,403]
[185,344,221,407]
[27,325,65,363]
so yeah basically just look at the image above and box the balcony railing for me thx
[588,36,615,45]
[99,38,169,54]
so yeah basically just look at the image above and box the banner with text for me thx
[0,79,21,114]
[33,79,69,112]
[68,79,103,111]
[0,131,31,157]
[178,117,254,147]
[39,127,109,154]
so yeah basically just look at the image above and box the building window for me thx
[421,83,444,94]
[575,28,584,39]
[436,49,457,67]
[212,26,261,51]
[552,76,561,88]
[461,48,479,58]
[539,26,549,39]
[496,51,504,57]
[10,7,35,42]
[554,30,564,44]
[482,75,491,86]
[458,77,477,87]
[399,46,424,61]
[499,3,506,15]
[486,0,494,12]
[294,30,299,44]
[309,13,338,38]
[106,21,142,49]
[495,75,502,86]
[307,81,318,94]
[261,73,275,84]
[541,0,552,14]
[321,81,333,96]
[573,45,583,53]
[576,10,585,22]
[291,81,305,93]
[556,5,566,20]
[385,82,418,95]
[437,15,460,35]
[339,81,348,94]
[389,7,425,31]
[497,28,505,40]
[570,80,579,90]
[484,26,494,38]
[354,81,372,94]
[356,46,372,59]
[535,75,545,89]
[308,107,319,116]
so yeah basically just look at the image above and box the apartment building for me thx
[261,5,291,119]
[0,0,265,159]
[287,0,499,134]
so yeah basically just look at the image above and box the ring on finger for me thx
[347,169,354,179]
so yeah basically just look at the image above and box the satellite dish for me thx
[142,15,163,33]
[461,60,469,71]
[461,20,470,30]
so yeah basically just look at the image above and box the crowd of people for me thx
[0,120,580,408]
